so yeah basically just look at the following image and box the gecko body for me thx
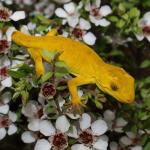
[12,30,135,107]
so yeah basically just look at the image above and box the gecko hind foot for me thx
[65,100,86,114]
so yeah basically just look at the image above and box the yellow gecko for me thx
[11,29,135,108]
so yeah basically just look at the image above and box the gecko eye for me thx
[110,83,118,91]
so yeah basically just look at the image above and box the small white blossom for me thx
[55,2,80,27]
[0,6,25,22]
[85,0,112,26]
[72,113,108,150]
[136,11,150,42]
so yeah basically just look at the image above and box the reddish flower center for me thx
[0,40,10,54]
[52,133,67,148]
[0,7,11,21]
[79,131,93,145]
[72,28,83,38]
[0,116,11,128]
[91,8,101,18]
[41,83,56,98]
[0,67,8,77]
[143,26,150,35]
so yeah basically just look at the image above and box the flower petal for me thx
[21,131,36,143]
[103,109,115,121]
[97,18,110,26]
[79,113,91,130]
[143,11,150,25]
[146,35,150,42]
[8,124,17,135]
[93,136,108,150]
[1,77,12,87]
[40,120,56,136]
[110,141,118,150]
[21,25,30,35]
[79,18,91,30]
[0,104,9,114]
[9,111,17,122]
[71,144,90,150]
[56,115,70,133]
[55,8,67,18]
[67,16,79,27]
[95,0,101,8]
[130,146,143,150]
[10,11,26,21]
[135,33,144,41]
[120,136,132,146]
[6,27,16,41]
[100,5,112,17]
[64,2,75,14]
[91,119,108,136]
[1,92,11,104]
[34,139,52,150]
[28,119,40,131]
[82,32,96,45]
[0,128,6,140]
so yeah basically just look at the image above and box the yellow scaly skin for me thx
[12,30,135,108]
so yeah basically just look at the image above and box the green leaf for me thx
[55,60,68,68]
[9,64,33,78]
[21,90,29,105]
[42,49,57,61]
[116,19,125,28]
[12,92,20,100]
[140,60,150,68]
[36,14,50,25]
[109,16,119,22]
[144,142,150,150]
[128,8,140,18]
[41,72,53,83]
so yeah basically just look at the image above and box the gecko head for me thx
[97,64,135,103]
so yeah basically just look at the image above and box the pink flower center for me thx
[52,133,67,148]
[0,7,11,21]
[72,28,83,38]
[0,116,11,128]
[0,40,10,54]
[143,26,150,36]
[79,131,94,145]
[91,8,101,19]
[0,67,8,77]
[41,83,56,98]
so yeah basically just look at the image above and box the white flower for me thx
[0,56,12,88]
[85,0,112,26]
[71,18,96,45]
[120,132,141,147]
[55,2,80,27]
[35,1,55,18]
[0,92,11,114]
[0,6,26,22]
[136,11,150,42]
[114,118,128,133]
[0,111,17,140]
[25,115,71,150]
[72,113,108,150]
